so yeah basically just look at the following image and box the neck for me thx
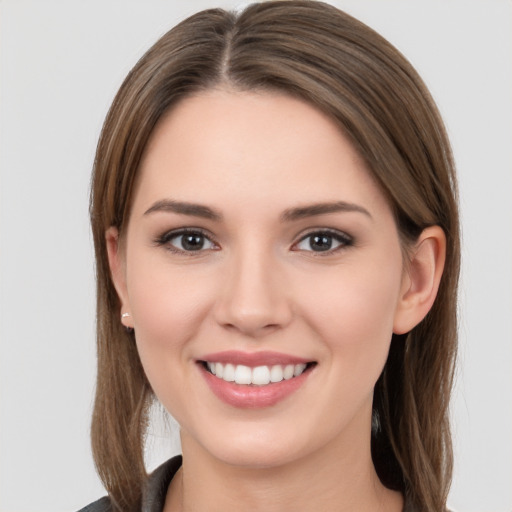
[164,430,403,512]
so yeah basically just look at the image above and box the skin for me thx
[107,90,446,512]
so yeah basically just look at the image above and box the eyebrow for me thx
[143,199,371,222]
[144,199,222,221]
[280,201,372,222]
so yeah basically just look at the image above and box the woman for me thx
[82,1,459,511]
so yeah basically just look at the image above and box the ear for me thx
[105,226,133,329]
[393,226,446,334]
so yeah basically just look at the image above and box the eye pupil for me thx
[310,234,332,251]
[182,234,204,251]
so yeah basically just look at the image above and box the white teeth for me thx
[270,365,283,382]
[234,365,252,384]
[206,361,309,385]
[284,364,295,380]
[252,365,271,385]
[294,363,307,376]
[223,363,235,382]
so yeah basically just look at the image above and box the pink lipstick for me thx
[197,351,315,408]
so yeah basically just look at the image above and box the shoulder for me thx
[142,455,183,510]
[403,495,455,512]
[76,496,111,512]
[77,455,183,512]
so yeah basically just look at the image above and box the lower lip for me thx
[199,364,312,409]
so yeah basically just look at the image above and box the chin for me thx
[209,443,304,470]
[181,419,312,469]
[185,413,344,472]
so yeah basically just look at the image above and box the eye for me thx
[293,230,352,253]
[155,229,217,253]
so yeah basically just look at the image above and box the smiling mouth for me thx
[200,361,316,386]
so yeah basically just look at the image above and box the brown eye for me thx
[156,229,216,253]
[308,234,334,252]
[178,233,208,251]
[295,230,352,253]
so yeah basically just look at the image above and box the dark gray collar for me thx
[79,455,421,512]
[142,455,182,512]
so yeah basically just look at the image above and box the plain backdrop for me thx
[1,1,511,511]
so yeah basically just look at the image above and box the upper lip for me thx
[198,350,313,367]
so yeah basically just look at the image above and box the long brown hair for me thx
[90,2,459,510]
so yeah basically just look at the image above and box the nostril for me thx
[221,321,282,336]
[212,265,293,331]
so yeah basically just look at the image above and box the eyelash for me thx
[292,229,353,255]
[153,228,218,255]
[153,228,354,255]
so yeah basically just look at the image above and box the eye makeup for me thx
[153,227,219,255]
[292,228,354,256]
[153,224,354,259]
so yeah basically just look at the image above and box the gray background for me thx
[1,1,511,510]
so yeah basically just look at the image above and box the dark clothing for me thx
[78,455,419,511]
[78,456,182,512]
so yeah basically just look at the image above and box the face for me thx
[111,90,411,469]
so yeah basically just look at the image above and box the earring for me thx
[121,312,134,334]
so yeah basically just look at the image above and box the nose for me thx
[213,246,293,338]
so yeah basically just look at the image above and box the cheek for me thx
[125,258,219,422]
[297,257,403,371]
[125,255,216,364]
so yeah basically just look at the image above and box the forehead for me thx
[134,89,388,217]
